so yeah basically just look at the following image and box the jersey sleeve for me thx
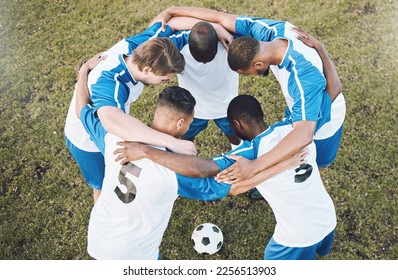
[212,140,256,171]
[80,105,107,154]
[235,16,283,42]
[176,175,231,201]
[167,30,190,51]
[125,22,174,54]
[176,141,255,201]
[286,55,328,123]
[90,71,129,112]
[289,86,324,123]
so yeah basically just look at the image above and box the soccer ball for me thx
[191,223,223,255]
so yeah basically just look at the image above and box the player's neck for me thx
[260,40,287,65]
[247,121,269,141]
[150,120,178,139]
[124,55,140,82]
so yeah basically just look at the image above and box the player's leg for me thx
[65,136,104,202]
[214,117,242,147]
[182,118,208,141]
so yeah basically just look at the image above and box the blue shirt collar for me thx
[118,54,138,85]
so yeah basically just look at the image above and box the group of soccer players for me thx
[64,6,345,260]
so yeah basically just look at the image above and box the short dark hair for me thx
[157,86,196,116]
[228,36,260,71]
[189,22,218,63]
[227,94,264,124]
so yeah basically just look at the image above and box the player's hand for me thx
[289,147,309,168]
[216,154,255,183]
[168,139,197,156]
[80,52,106,71]
[213,23,234,50]
[85,52,107,70]
[114,141,147,165]
[76,52,106,78]
[149,8,173,31]
[291,27,321,49]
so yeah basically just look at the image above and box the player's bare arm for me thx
[114,141,219,177]
[151,6,238,34]
[228,148,308,195]
[75,52,106,118]
[217,120,315,183]
[96,106,197,156]
[167,17,234,50]
[293,27,342,102]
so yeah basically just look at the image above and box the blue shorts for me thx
[183,117,235,139]
[65,136,105,190]
[314,124,344,168]
[264,230,335,260]
[284,107,344,168]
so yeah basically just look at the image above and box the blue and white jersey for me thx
[88,23,174,113]
[64,23,173,152]
[213,119,336,247]
[80,105,230,259]
[169,30,239,120]
[235,17,345,134]
[168,30,239,119]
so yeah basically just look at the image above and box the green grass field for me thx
[0,0,397,260]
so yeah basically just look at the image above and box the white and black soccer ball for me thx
[191,223,223,255]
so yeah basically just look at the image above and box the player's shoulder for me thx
[272,119,294,129]
[271,119,294,137]
[236,16,285,26]
[254,119,293,145]
[169,30,191,43]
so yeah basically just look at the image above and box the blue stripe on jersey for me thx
[235,16,285,42]
[252,119,293,148]
[90,23,174,112]
[212,140,256,171]
[168,30,191,51]
[279,44,328,124]
[176,120,294,201]
[288,55,307,120]
[80,105,107,155]
[90,59,130,112]
[213,119,294,171]
[235,16,332,131]
[116,54,138,85]
[124,22,175,55]
[176,175,230,201]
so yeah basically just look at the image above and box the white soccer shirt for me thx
[255,124,336,247]
[235,16,346,139]
[87,133,179,260]
[214,120,336,247]
[169,31,239,120]
[64,23,172,152]
[80,105,231,259]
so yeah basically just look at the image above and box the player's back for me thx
[169,30,239,119]
[87,51,144,113]
[87,133,178,260]
[254,121,336,247]
[282,22,323,73]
